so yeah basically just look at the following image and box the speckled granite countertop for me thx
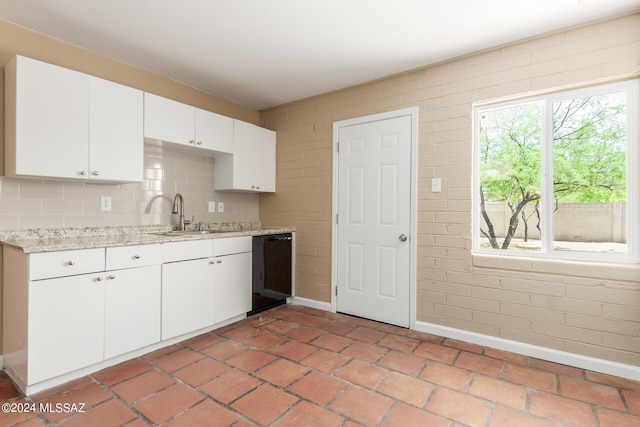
[0,222,295,254]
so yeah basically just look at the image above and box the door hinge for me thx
[336,142,340,153]
[335,214,339,224]
[335,287,338,296]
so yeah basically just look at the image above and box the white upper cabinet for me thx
[4,55,143,182]
[143,93,193,146]
[89,77,144,181]
[195,107,234,153]
[144,93,233,153]
[215,120,276,192]
[6,56,89,179]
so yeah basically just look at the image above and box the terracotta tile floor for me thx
[2,304,640,426]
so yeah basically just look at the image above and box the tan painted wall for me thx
[260,13,640,366]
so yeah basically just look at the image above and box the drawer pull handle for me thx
[68,260,76,266]
[134,255,141,260]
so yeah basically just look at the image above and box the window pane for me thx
[478,103,542,251]
[552,92,627,254]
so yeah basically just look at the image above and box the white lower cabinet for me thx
[3,235,257,395]
[104,265,161,359]
[161,258,216,340]
[28,272,105,384]
[213,237,252,323]
[27,259,163,384]
[213,251,252,323]
[161,237,253,338]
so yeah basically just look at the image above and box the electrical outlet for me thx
[208,201,216,213]
[218,202,224,213]
[100,196,112,211]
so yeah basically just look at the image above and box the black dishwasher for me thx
[250,233,292,315]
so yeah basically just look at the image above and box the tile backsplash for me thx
[0,144,259,229]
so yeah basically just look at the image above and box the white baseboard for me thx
[415,320,640,382]
[289,296,332,312]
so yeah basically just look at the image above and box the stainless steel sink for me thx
[151,230,230,236]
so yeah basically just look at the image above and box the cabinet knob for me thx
[217,260,222,264]
[108,275,116,280]
[92,171,99,176]
[251,185,256,189]
[189,139,196,145]
[256,186,260,190]
[68,260,76,266]
[209,261,215,265]
[197,141,202,146]
[96,276,104,282]
[80,171,87,176]
[133,255,141,260]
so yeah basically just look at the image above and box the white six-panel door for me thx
[335,113,413,327]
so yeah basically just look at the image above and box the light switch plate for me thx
[218,202,224,213]
[208,201,216,213]
[100,196,112,211]
[431,177,442,193]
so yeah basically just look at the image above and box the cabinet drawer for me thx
[213,236,252,256]
[29,248,105,281]
[106,244,162,270]
[162,240,213,263]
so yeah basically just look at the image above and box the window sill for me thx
[472,252,640,281]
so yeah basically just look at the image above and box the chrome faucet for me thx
[172,193,192,231]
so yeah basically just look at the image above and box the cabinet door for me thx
[213,251,252,323]
[230,120,276,192]
[255,126,276,192]
[144,93,194,147]
[161,258,215,340]
[28,273,104,384]
[195,108,234,153]
[10,56,89,179]
[90,77,144,182]
[104,266,161,359]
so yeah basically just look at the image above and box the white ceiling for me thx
[0,0,638,110]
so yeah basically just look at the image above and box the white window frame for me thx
[473,79,639,264]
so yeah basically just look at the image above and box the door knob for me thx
[399,234,408,242]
